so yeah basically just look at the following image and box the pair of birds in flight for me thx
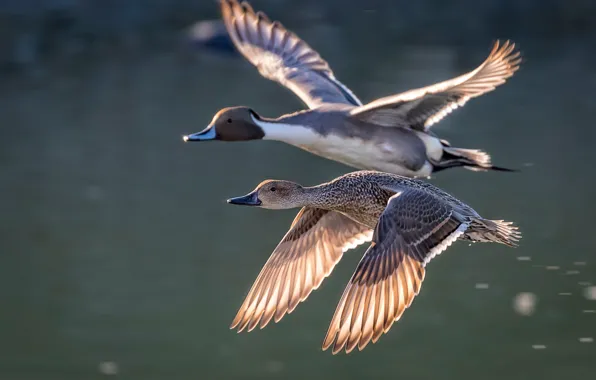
[184,0,522,354]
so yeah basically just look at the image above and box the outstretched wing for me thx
[323,189,469,354]
[350,40,521,130]
[220,0,362,109]
[231,208,372,332]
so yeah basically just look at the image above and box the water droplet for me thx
[98,361,119,375]
[558,292,572,296]
[532,344,546,349]
[582,310,596,314]
[579,337,593,343]
[546,266,559,270]
[578,281,592,286]
[517,256,531,261]
[573,261,587,266]
[475,283,489,289]
[513,292,537,316]
[565,270,580,275]
[584,286,596,301]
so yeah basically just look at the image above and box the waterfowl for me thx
[183,0,522,178]
[226,170,521,354]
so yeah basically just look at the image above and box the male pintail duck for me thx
[183,0,522,178]
[226,170,521,354]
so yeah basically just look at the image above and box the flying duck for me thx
[184,0,521,177]
[226,170,521,353]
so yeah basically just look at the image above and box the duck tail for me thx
[433,145,518,173]
[467,219,522,247]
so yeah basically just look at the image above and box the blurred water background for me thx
[1,0,595,379]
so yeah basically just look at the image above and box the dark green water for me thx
[0,34,594,379]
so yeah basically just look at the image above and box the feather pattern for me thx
[322,189,468,354]
[220,0,362,109]
[230,208,372,332]
[350,40,521,130]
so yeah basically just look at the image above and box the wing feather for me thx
[231,208,372,332]
[323,190,468,354]
[221,0,362,108]
[350,40,521,130]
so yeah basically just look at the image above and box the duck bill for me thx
[227,191,261,206]
[183,125,217,142]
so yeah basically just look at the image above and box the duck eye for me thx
[227,118,232,123]
[270,187,276,192]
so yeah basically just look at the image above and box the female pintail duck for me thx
[226,171,521,354]
[183,0,522,178]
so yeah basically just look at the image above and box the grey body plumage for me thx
[227,171,521,354]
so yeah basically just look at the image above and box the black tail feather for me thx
[433,146,518,173]
[480,165,519,172]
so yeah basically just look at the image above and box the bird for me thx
[226,170,521,354]
[183,0,522,178]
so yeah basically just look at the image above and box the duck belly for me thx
[298,134,433,178]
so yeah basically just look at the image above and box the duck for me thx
[226,170,521,354]
[183,0,522,178]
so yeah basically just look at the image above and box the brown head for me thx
[183,106,265,142]
[227,180,307,210]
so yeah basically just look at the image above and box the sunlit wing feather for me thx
[221,0,362,109]
[350,40,521,130]
[231,208,372,332]
[323,189,469,354]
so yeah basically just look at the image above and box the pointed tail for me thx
[467,219,522,247]
[433,146,518,173]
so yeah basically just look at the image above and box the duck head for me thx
[227,180,306,210]
[183,106,265,142]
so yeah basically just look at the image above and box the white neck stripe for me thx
[252,115,320,145]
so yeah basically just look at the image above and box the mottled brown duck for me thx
[226,170,521,354]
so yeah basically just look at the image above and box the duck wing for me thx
[230,208,372,332]
[220,0,362,109]
[323,188,469,354]
[349,40,521,131]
